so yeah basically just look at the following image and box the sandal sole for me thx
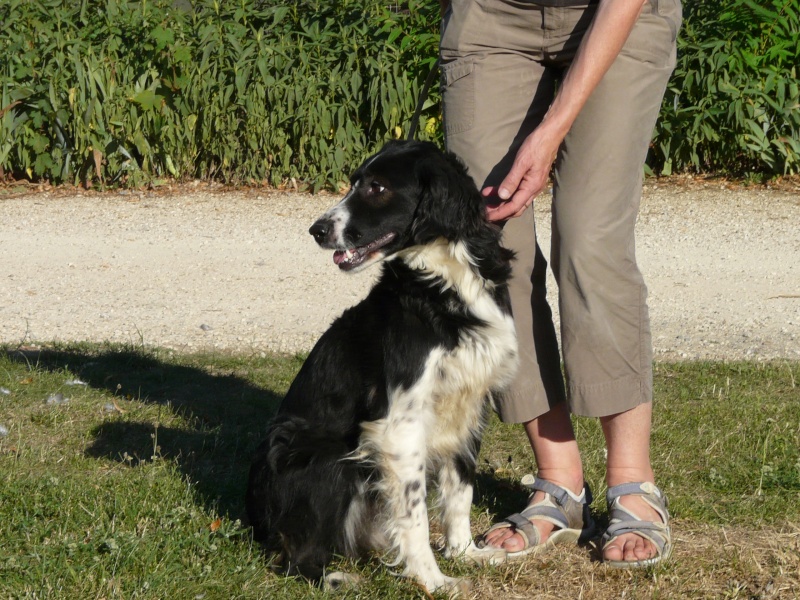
[477,524,596,565]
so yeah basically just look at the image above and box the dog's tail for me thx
[246,415,366,581]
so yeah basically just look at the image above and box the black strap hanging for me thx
[407,58,441,141]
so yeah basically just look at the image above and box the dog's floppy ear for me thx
[412,149,485,244]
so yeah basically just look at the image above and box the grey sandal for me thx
[602,482,671,568]
[476,475,596,562]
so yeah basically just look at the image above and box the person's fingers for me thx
[485,192,533,221]
[485,203,518,222]
[482,132,554,221]
[497,160,528,201]
[508,195,534,219]
[485,171,541,220]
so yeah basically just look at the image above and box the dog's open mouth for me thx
[333,232,396,271]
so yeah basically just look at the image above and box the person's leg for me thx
[599,0,681,562]
[549,0,681,563]
[600,402,662,562]
[442,0,566,431]
[441,0,586,552]
[482,403,584,551]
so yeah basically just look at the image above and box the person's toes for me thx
[607,494,661,562]
[604,532,656,563]
[483,528,512,548]
[603,542,623,562]
[634,534,657,561]
[604,535,637,562]
[505,520,557,552]
[484,528,527,553]
[500,532,525,553]
[483,519,556,553]
[483,490,558,553]
[621,535,640,562]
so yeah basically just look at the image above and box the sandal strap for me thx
[479,475,595,552]
[604,519,669,555]
[606,481,665,503]
[603,482,671,558]
[606,482,669,523]
[502,512,541,548]
[525,476,594,507]
[521,475,592,531]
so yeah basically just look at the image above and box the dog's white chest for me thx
[429,292,517,453]
[370,240,519,462]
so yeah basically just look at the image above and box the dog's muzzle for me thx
[309,218,333,246]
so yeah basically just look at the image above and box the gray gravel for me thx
[1,182,798,361]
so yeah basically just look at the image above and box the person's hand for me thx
[483,125,561,222]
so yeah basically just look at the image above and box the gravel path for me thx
[2,182,798,361]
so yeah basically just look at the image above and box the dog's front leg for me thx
[437,459,476,559]
[438,446,506,567]
[375,412,466,595]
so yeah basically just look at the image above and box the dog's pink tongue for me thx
[333,250,346,265]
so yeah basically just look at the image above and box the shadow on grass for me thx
[473,472,526,521]
[5,345,628,554]
[3,346,288,522]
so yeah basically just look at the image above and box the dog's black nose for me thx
[309,219,331,244]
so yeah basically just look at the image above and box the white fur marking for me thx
[352,238,517,593]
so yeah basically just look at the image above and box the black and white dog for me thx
[246,140,517,594]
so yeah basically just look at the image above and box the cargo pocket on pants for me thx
[441,57,475,136]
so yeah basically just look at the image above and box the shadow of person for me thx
[3,346,290,522]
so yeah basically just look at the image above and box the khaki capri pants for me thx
[441,0,682,422]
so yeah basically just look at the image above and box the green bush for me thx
[654,0,800,175]
[1,0,798,189]
[0,0,441,190]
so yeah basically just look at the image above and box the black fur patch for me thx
[246,141,515,583]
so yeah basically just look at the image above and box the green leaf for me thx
[173,46,192,63]
[34,152,53,176]
[151,25,175,51]
[130,90,164,112]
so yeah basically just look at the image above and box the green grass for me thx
[1,345,798,599]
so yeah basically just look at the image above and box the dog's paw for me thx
[442,539,472,560]
[323,571,363,592]
[441,576,472,599]
[417,575,471,599]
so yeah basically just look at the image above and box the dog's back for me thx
[246,413,367,579]
[246,298,396,578]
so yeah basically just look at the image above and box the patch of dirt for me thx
[1,181,798,361]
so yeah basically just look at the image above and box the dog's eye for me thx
[369,181,385,194]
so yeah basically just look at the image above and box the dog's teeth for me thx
[345,249,353,259]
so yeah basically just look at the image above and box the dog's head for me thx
[309,140,487,272]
